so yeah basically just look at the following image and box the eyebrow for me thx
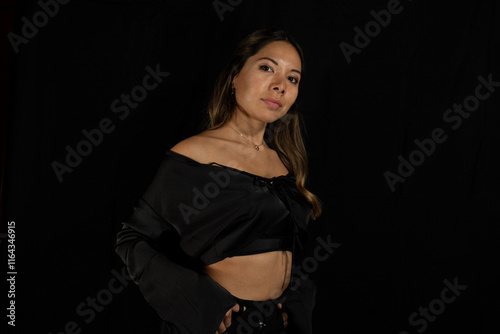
[257,57,301,75]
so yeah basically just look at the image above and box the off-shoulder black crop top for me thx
[115,149,315,334]
[230,215,295,256]
[124,149,312,266]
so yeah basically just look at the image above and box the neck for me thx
[227,112,267,146]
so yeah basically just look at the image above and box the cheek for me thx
[237,86,257,105]
[237,80,261,102]
[287,89,299,105]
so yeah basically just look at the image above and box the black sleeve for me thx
[114,197,238,334]
[281,277,316,334]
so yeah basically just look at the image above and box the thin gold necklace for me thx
[229,125,265,151]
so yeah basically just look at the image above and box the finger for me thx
[232,303,240,313]
[224,311,232,328]
[281,310,288,328]
[277,303,282,309]
[232,303,246,313]
[218,323,226,333]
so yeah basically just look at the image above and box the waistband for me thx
[233,288,287,307]
[227,290,288,334]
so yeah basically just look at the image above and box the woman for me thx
[115,28,322,334]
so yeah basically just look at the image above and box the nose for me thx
[272,77,286,95]
[273,86,285,95]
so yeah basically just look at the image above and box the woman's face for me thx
[232,41,302,124]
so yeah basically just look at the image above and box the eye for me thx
[260,65,273,72]
[288,76,299,84]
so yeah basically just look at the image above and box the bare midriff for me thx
[202,250,293,301]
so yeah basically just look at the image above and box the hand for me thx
[216,303,246,334]
[277,303,288,328]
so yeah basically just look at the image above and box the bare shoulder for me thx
[169,130,222,163]
[171,128,289,177]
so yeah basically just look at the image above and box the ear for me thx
[232,74,239,89]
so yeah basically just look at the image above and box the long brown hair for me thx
[202,28,322,220]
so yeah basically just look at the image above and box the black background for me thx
[2,0,499,333]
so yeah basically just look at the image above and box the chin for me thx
[260,115,283,124]
[264,109,289,121]
[244,107,288,124]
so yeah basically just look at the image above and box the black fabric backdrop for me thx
[2,0,499,333]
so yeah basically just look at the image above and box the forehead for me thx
[250,41,302,69]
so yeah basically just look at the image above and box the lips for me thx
[262,97,282,110]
